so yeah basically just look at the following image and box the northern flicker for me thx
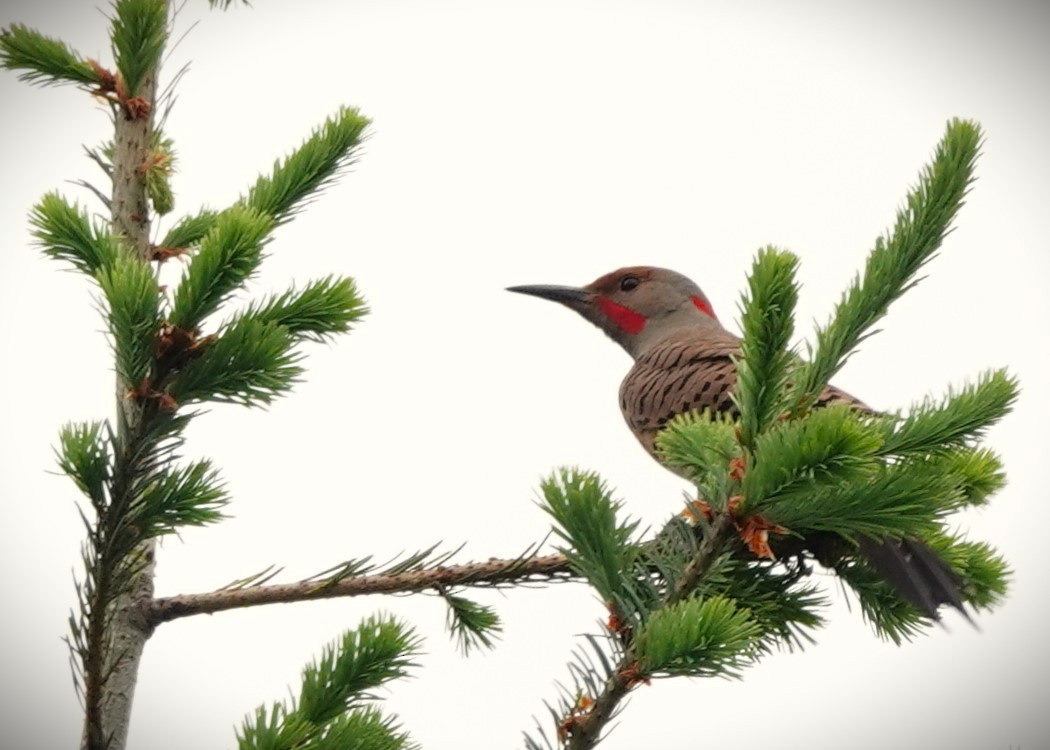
[509,265,966,620]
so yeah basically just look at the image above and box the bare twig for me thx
[150,553,576,627]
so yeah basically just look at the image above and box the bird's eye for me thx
[619,276,640,292]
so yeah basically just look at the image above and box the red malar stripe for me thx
[597,297,647,334]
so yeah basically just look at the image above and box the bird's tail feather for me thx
[857,536,971,622]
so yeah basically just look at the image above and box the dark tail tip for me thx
[857,536,974,624]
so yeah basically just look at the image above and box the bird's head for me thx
[508,266,722,359]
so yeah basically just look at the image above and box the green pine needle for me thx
[879,369,1019,456]
[128,459,228,540]
[148,172,175,216]
[297,615,421,727]
[235,619,420,750]
[236,705,307,750]
[834,559,933,645]
[56,421,111,509]
[742,405,884,511]
[526,121,1011,743]
[655,410,740,498]
[697,555,826,652]
[441,592,503,655]
[96,254,163,386]
[300,707,415,750]
[642,520,825,654]
[899,447,1006,512]
[164,107,369,255]
[145,135,177,216]
[243,106,370,224]
[238,275,369,342]
[110,0,168,96]
[0,23,100,87]
[160,208,219,250]
[634,595,762,678]
[791,118,983,410]
[540,469,646,620]
[927,532,1011,611]
[168,316,303,406]
[759,456,957,539]
[733,246,800,448]
[839,530,1010,643]
[169,204,276,330]
[31,193,122,276]
[238,704,414,750]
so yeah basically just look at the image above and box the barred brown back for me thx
[620,327,866,452]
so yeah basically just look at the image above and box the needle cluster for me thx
[526,119,1014,748]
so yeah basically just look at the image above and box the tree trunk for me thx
[86,59,161,750]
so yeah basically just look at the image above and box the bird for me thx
[508,265,966,620]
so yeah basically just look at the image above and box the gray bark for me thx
[85,60,162,750]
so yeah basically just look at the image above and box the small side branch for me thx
[669,513,735,605]
[565,514,735,749]
[150,553,575,627]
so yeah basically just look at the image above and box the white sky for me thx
[1,1,1048,748]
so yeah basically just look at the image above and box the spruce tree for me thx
[1,3,1012,749]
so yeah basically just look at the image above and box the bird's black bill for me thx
[506,284,591,304]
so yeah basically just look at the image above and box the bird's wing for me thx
[621,328,870,449]
[619,328,742,452]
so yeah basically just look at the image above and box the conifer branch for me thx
[159,207,218,250]
[143,132,176,215]
[149,553,575,627]
[440,591,504,655]
[531,470,774,748]
[0,23,101,88]
[666,513,736,605]
[557,515,740,749]
[168,205,275,330]
[634,594,762,678]
[147,530,838,630]
[167,317,304,406]
[877,369,1018,456]
[758,458,952,539]
[540,470,646,619]
[243,106,370,224]
[237,615,420,750]
[159,105,372,254]
[235,275,369,342]
[790,118,982,410]
[7,5,1014,741]
[740,405,882,512]
[527,120,1009,748]
[733,246,800,449]
[56,422,111,510]
[111,0,169,97]
[30,193,122,276]
[97,253,165,386]
[655,411,740,495]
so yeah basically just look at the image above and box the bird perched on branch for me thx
[509,265,965,620]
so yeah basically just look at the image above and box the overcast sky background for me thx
[1,1,1048,748]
